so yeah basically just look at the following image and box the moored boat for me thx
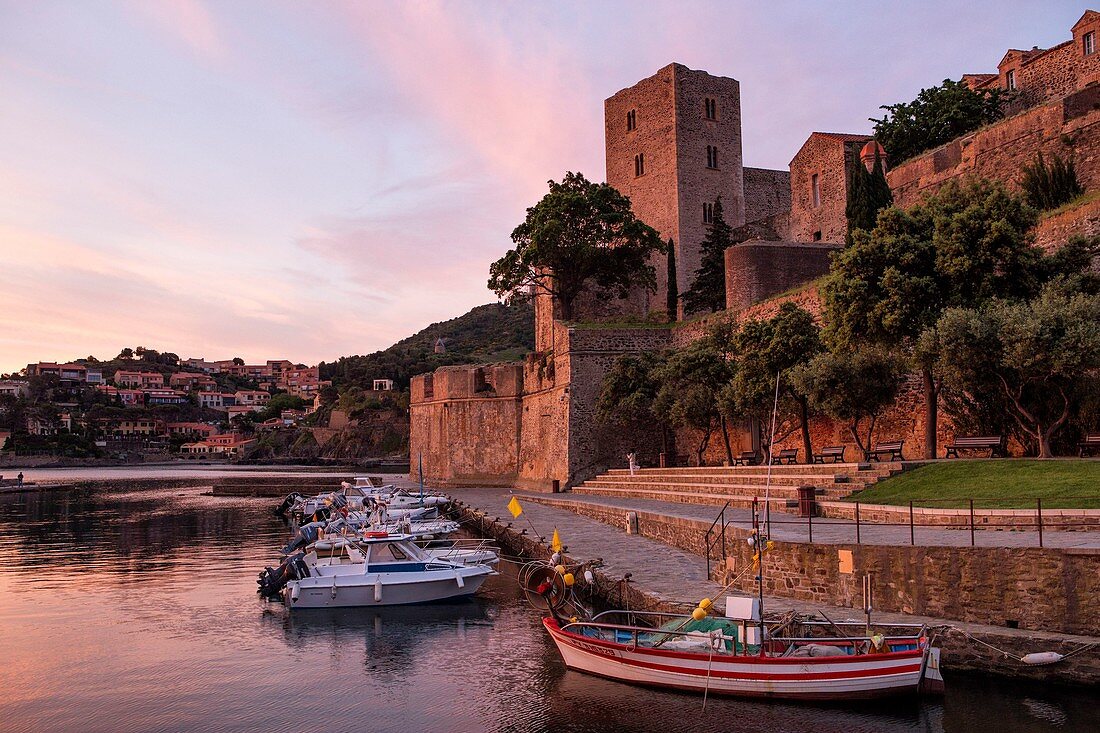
[260,532,496,610]
[542,608,943,700]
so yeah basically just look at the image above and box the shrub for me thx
[1020,152,1083,211]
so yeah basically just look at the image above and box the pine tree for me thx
[682,197,733,314]
[665,237,678,321]
[845,149,893,244]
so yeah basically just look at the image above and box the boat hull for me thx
[286,567,491,609]
[543,618,931,700]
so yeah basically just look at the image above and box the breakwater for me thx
[449,495,1100,688]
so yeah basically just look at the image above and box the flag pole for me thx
[418,451,424,505]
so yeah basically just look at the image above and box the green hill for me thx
[319,301,534,390]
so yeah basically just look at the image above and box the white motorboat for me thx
[270,532,495,609]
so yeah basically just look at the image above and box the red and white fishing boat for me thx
[543,610,944,700]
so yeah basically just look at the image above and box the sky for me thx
[0,0,1086,373]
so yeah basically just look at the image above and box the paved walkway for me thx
[450,487,1099,646]
[517,491,1100,549]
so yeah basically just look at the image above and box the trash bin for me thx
[798,485,817,517]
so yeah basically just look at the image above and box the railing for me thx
[704,501,731,580]
[779,495,1100,548]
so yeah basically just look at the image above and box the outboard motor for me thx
[307,505,332,524]
[274,492,303,517]
[257,551,310,597]
[280,522,323,555]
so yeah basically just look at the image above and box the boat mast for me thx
[758,370,781,653]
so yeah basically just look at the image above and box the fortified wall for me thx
[411,10,1100,488]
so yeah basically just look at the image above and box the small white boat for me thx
[280,532,495,609]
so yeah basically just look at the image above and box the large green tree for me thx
[934,287,1100,458]
[597,351,671,457]
[682,196,733,315]
[872,78,1010,163]
[719,303,822,462]
[792,347,904,457]
[488,172,663,321]
[653,327,736,465]
[824,179,1041,458]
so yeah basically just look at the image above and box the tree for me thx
[720,303,822,462]
[872,78,1011,163]
[318,384,339,407]
[597,351,670,457]
[232,357,245,366]
[682,197,733,315]
[665,238,678,321]
[487,172,663,321]
[792,347,904,456]
[845,149,893,243]
[935,287,1100,458]
[824,178,1041,458]
[653,325,736,464]
[117,348,134,360]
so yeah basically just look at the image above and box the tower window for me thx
[812,231,822,242]
[704,97,716,120]
[811,173,820,207]
[706,145,718,169]
[1006,69,1016,91]
[1086,31,1096,56]
[634,153,645,177]
[626,109,636,131]
[703,202,714,224]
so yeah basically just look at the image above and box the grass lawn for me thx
[843,460,1100,509]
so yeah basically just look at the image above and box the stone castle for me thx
[411,10,1100,490]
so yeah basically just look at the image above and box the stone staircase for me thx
[572,463,904,508]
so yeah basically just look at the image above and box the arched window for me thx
[634,153,645,176]
[706,145,718,169]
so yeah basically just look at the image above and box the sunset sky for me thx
[0,0,1082,373]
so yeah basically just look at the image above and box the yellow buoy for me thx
[691,607,706,621]
[554,564,566,575]
[698,598,713,610]
[563,573,575,586]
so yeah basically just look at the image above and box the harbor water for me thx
[0,482,1096,732]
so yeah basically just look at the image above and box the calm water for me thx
[0,485,1096,733]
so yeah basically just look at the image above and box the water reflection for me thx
[0,485,1096,733]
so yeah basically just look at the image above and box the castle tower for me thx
[605,63,745,318]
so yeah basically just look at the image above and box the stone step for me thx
[575,480,853,501]
[604,463,901,478]
[571,485,804,508]
[586,473,878,488]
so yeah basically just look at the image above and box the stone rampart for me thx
[724,240,837,311]
[525,496,1100,636]
[888,86,1100,209]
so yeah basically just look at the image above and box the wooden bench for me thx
[945,435,1006,458]
[865,440,904,462]
[733,451,759,466]
[770,448,798,464]
[813,446,845,463]
[1079,433,1100,457]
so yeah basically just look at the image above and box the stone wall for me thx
[788,132,870,244]
[1033,193,1100,250]
[743,166,790,224]
[529,497,1100,636]
[888,86,1100,209]
[723,240,838,311]
[408,365,524,487]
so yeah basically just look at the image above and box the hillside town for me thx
[0,351,396,460]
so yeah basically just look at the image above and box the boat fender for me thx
[1021,652,1064,665]
[374,579,383,602]
[455,572,465,588]
[290,585,300,603]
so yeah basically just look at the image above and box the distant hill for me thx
[319,301,534,390]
